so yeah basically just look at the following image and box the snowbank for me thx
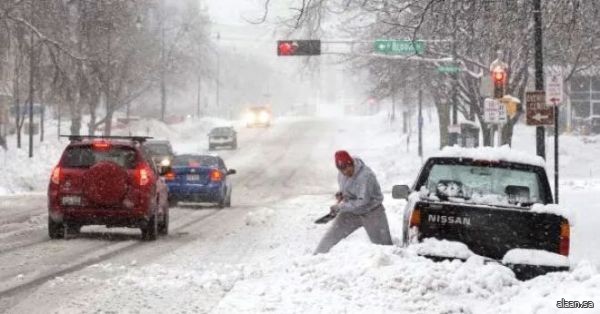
[411,238,475,260]
[531,203,575,225]
[502,249,570,268]
[433,145,546,168]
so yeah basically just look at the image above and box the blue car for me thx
[165,154,236,208]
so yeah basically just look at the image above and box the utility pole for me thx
[215,33,221,112]
[450,0,458,146]
[105,23,112,135]
[197,75,201,117]
[533,0,545,159]
[28,0,35,158]
[418,86,423,159]
[160,18,166,122]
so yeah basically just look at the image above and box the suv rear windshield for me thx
[61,146,138,169]
[145,143,172,155]
[423,163,547,205]
[173,155,218,167]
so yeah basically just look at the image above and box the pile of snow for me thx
[411,238,475,260]
[434,145,546,168]
[502,249,570,268]
[245,208,275,226]
[531,203,575,225]
[0,139,64,195]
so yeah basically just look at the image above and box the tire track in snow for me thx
[0,208,222,302]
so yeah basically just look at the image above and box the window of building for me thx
[572,102,591,118]
[593,102,600,116]
[592,77,600,91]
[571,76,590,93]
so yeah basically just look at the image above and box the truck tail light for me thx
[210,169,223,182]
[51,166,62,185]
[409,207,421,228]
[559,219,570,256]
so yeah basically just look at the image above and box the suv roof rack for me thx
[61,135,154,143]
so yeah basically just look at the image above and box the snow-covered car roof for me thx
[431,146,546,168]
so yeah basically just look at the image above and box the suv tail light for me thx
[51,166,62,185]
[409,207,421,228]
[210,169,223,182]
[165,171,176,181]
[92,139,111,151]
[135,163,152,186]
[559,219,570,256]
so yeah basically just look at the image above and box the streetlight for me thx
[215,32,221,111]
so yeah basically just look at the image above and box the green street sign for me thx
[374,40,424,55]
[437,65,460,73]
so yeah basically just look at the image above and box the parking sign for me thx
[483,98,507,124]
[546,73,563,105]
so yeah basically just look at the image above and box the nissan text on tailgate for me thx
[48,136,170,241]
[392,147,571,280]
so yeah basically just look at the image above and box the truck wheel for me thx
[141,214,158,241]
[158,210,169,235]
[48,217,65,239]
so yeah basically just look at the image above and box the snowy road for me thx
[0,117,341,313]
[0,115,599,313]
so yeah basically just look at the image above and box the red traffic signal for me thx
[278,41,297,56]
[492,66,506,83]
[492,66,507,98]
[277,40,321,56]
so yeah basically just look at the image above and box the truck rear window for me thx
[424,164,546,205]
[61,146,138,169]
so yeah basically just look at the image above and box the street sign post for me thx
[546,73,563,106]
[483,98,507,124]
[544,73,562,204]
[526,91,554,125]
[374,40,424,55]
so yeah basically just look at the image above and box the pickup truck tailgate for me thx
[416,201,564,260]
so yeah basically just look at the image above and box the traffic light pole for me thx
[533,0,545,159]
[554,103,559,203]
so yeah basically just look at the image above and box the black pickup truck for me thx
[392,153,571,280]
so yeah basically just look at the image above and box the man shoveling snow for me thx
[314,150,393,254]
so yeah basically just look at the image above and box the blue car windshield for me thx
[173,155,218,167]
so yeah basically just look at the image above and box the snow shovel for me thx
[315,193,342,224]
[314,212,337,224]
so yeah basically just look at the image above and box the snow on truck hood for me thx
[433,145,546,168]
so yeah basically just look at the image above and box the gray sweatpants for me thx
[314,205,393,254]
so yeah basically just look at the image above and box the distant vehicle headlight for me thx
[258,111,270,123]
[160,158,171,167]
[245,112,256,124]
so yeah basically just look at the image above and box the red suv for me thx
[48,136,169,241]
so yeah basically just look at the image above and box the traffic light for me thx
[492,66,506,98]
[277,40,321,56]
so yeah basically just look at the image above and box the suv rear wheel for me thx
[48,218,65,239]
[141,214,158,241]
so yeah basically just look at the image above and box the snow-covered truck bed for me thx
[393,146,571,280]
